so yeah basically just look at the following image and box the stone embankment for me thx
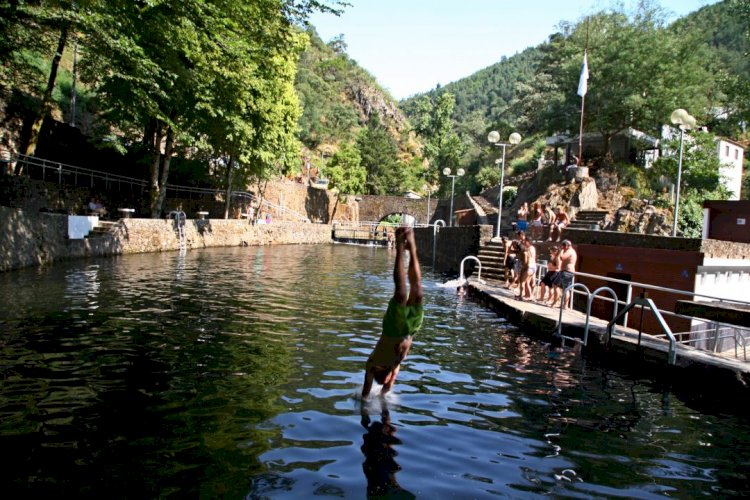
[0,206,331,272]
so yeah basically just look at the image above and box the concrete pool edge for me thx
[0,206,333,272]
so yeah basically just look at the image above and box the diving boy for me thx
[362,227,424,398]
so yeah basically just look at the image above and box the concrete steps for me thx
[477,239,506,283]
[87,220,118,238]
[568,209,609,230]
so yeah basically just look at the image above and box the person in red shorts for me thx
[362,227,424,398]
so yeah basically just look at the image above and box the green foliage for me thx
[356,112,402,195]
[402,48,541,136]
[676,195,705,238]
[521,5,715,153]
[743,159,750,200]
[382,214,402,225]
[613,162,650,197]
[294,27,419,177]
[650,131,731,197]
[402,0,747,194]
[326,142,366,196]
[502,186,518,208]
[410,92,466,195]
[476,165,501,190]
[650,130,733,236]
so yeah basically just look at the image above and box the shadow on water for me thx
[360,399,415,499]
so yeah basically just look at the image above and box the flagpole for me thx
[577,48,588,167]
[578,88,585,166]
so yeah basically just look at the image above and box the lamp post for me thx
[442,167,464,226]
[487,131,522,238]
[425,184,436,224]
[669,109,696,237]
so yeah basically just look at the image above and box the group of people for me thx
[503,231,577,307]
[513,202,571,242]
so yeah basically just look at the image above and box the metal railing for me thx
[10,154,310,222]
[559,270,750,361]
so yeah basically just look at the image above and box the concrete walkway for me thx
[468,279,750,400]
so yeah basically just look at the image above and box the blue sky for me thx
[309,0,720,100]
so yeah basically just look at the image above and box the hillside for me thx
[295,29,422,166]
[400,0,747,181]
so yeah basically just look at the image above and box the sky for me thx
[309,0,721,100]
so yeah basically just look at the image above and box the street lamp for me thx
[425,183,436,224]
[670,109,696,237]
[442,167,464,226]
[488,131,522,238]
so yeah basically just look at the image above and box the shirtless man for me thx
[548,206,570,242]
[517,239,537,300]
[538,245,560,304]
[550,239,577,308]
[362,227,424,398]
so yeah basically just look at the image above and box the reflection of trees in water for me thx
[360,403,415,499]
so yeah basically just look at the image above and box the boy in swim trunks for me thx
[362,227,424,398]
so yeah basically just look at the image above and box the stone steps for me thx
[477,240,506,282]
[569,209,609,230]
[87,220,119,238]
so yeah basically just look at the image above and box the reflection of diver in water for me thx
[360,404,415,499]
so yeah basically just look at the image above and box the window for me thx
[736,149,740,160]
[725,145,730,157]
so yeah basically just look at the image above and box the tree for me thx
[356,112,402,195]
[650,130,732,236]
[81,0,337,217]
[515,3,716,158]
[327,143,365,195]
[411,92,466,194]
[0,0,94,158]
[326,142,365,221]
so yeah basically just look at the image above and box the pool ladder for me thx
[555,285,677,365]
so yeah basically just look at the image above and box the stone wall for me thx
[0,206,332,272]
[358,195,448,225]
[414,224,494,276]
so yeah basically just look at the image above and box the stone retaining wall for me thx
[414,224,494,276]
[0,206,332,272]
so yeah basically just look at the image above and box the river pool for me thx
[0,244,748,498]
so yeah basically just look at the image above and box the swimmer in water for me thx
[362,227,424,398]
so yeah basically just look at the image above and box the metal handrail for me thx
[572,270,750,307]
[556,270,750,360]
[12,154,313,221]
[460,256,484,284]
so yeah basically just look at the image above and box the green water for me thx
[0,244,748,498]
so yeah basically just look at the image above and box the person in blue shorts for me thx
[362,227,424,398]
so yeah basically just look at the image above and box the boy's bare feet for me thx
[403,227,416,252]
[395,227,407,248]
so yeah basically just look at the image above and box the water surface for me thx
[0,244,748,498]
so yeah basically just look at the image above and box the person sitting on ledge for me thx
[547,206,570,242]
[88,197,107,217]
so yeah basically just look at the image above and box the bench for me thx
[197,211,209,220]
[117,208,135,218]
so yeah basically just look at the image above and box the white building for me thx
[660,126,745,199]
[717,138,744,200]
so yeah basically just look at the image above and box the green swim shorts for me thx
[382,298,424,338]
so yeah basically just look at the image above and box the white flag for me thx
[577,51,589,97]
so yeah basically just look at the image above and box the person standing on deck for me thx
[362,227,424,398]
[518,239,537,301]
[550,240,577,308]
